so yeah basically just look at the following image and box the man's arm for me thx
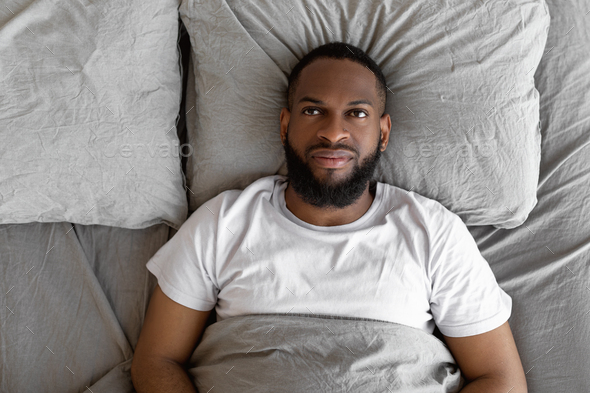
[131,285,212,393]
[443,321,527,393]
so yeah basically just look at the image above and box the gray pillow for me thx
[180,0,549,228]
[0,0,187,229]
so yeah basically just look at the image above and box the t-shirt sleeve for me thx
[428,211,512,338]
[146,199,221,312]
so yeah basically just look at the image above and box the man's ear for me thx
[379,113,391,151]
[280,107,291,146]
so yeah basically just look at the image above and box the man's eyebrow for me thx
[297,96,374,107]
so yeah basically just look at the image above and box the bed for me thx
[1,0,589,392]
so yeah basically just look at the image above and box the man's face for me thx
[280,57,390,209]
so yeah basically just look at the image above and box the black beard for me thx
[283,128,382,209]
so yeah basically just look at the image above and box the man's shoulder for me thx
[218,174,284,204]
[191,174,283,220]
[377,181,443,209]
[377,181,462,225]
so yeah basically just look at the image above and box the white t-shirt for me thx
[146,175,511,337]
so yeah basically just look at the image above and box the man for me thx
[131,42,527,392]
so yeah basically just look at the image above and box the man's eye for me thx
[303,108,321,115]
[351,110,368,118]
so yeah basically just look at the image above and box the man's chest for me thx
[212,230,433,325]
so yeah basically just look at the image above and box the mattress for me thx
[0,222,169,392]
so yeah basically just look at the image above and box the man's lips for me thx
[311,149,354,168]
[311,149,353,159]
[312,156,352,168]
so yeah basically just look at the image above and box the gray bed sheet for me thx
[189,313,463,392]
[0,221,169,393]
[467,0,590,391]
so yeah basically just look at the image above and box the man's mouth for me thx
[312,156,352,168]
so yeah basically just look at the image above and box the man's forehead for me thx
[297,96,374,108]
[295,58,378,106]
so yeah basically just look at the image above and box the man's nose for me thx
[317,113,350,143]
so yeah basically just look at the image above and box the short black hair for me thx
[287,41,387,116]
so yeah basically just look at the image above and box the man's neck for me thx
[284,181,376,227]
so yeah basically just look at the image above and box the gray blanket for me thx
[188,313,463,392]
